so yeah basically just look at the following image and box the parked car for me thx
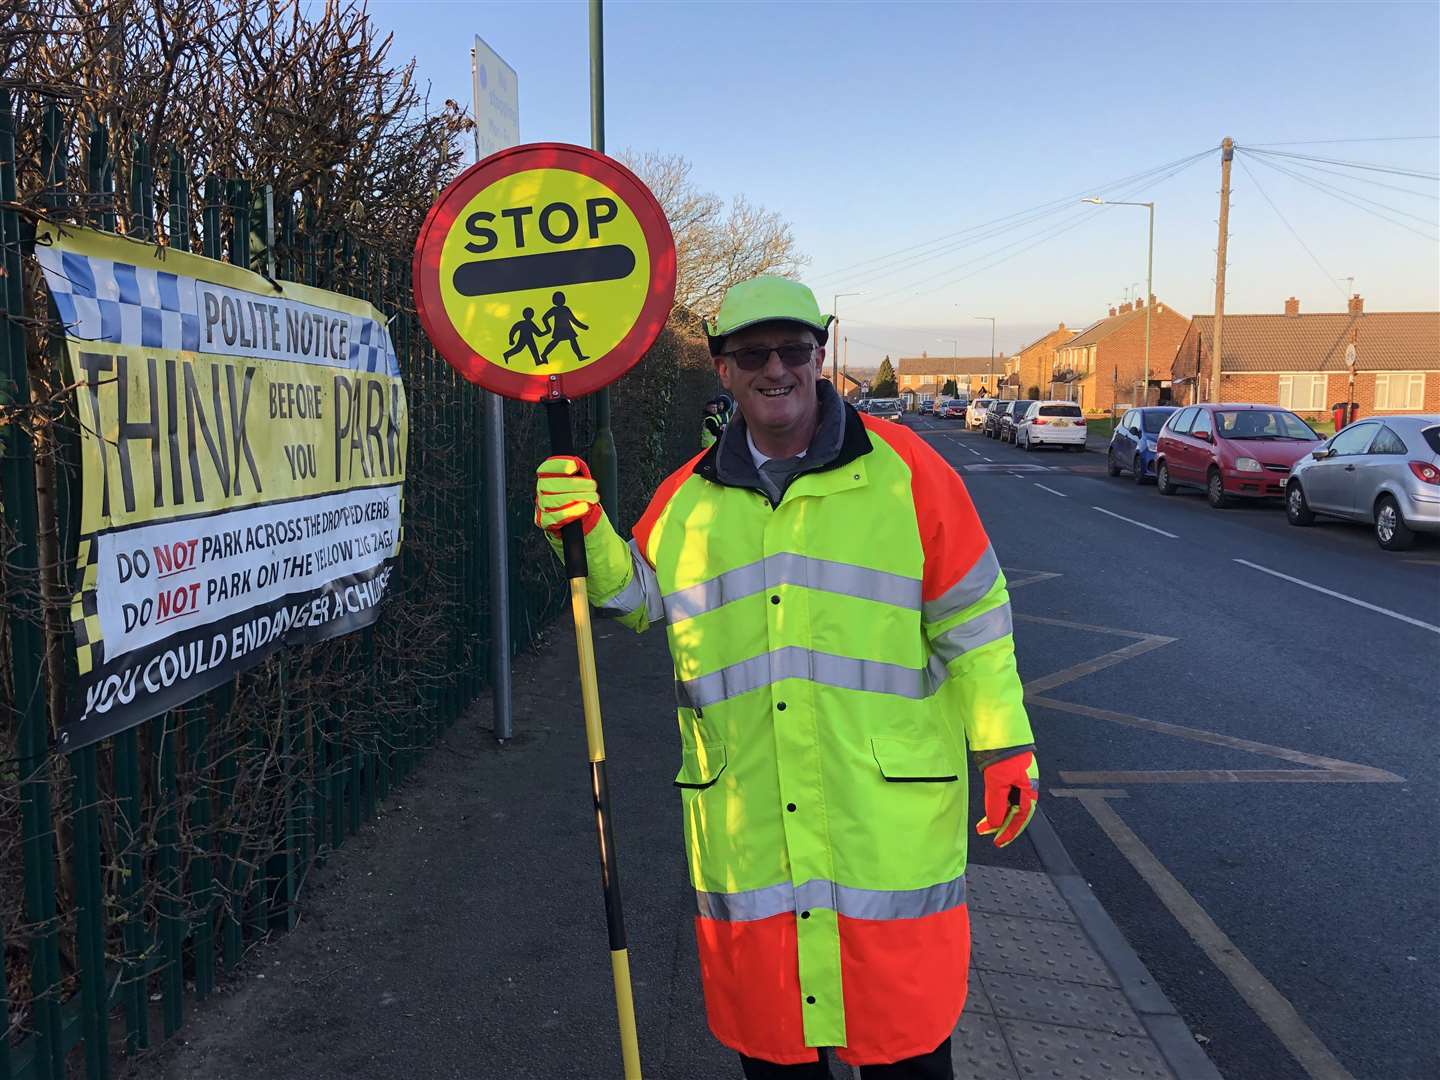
[1016,401,1087,451]
[1284,414,1440,550]
[998,400,1036,444]
[1107,406,1178,482]
[968,398,994,429]
[866,397,904,422]
[941,399,967,419]
[982,399,1010,438]
[1154,404,1321,508]
[919,396,936,415]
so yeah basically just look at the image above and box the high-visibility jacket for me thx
[582,386,1034,1066]
[700,413,724,449]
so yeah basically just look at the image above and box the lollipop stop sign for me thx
[413,143,675,401]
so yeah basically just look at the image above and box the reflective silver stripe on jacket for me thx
[594,539,664,621]
[929,603,1013,666]
[679,646,950,709]
[663,553,921,624]
[695,873,967,923]
[921,545,1001,626]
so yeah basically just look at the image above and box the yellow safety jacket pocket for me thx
[674,743,728,789]
[870,737,959,783]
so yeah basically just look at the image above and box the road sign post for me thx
[414,142,674,1080]
[470,36,519,744]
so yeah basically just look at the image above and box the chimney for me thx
[1284,297,1300,316]
[1348,294,1364,315]
[1108,307,1118,317]
[1119,302,1134,314]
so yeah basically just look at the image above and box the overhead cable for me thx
[1235,156,1349,298]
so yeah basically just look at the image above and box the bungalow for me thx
[1169,295,1440,419]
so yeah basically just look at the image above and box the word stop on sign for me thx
[434,168,652,376]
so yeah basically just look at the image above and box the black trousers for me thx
[739,1037,952,1079]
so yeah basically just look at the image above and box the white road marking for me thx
[1034,483,1069,498]
[1234,558,1440,634]
[1077,793,1358,1080]
[1091,506,1179,538]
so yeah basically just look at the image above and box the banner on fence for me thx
[35,224,409,750]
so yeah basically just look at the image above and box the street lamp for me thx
[1084,196,1154,407]
[831,291,861,387]
[973,316,996,395]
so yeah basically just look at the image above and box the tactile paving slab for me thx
[971,912,1118,988]
[979,970,1145,1037]
[1002,1019,1175,1079]
[964,967,995,1015]
[968,865,1077,923]
[950,1010,1023,1080]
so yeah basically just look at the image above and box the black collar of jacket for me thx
[694,380,873,499]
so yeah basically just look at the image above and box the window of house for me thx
[1277,373,1328,411]
[1375,372,1425,410]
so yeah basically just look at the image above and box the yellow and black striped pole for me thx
[547,398,643,1078]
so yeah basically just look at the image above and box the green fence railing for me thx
[0,92,578,1080]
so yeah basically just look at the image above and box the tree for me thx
[940,378,959,397]
[873,357,898,398]
[620,151,806,318]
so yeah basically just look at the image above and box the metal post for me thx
[1210,138,1234,403]
[587,0,618,522]
[1143,201,1154,407]
[471,45,514,742]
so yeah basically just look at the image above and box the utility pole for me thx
[587,0,618,522]
[1209,137,1234,404]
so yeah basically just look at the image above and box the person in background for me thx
[700,397,725,449]
[532,275,1038,1078]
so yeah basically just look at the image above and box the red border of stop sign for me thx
[412,143,676,402]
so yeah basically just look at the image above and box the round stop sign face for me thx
[413,143,675,401]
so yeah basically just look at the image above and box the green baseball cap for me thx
[704,275,834,352]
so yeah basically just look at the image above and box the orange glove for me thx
[534,456,603,535]
[975,750,1038,849]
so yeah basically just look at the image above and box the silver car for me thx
[1285,414,1440,550]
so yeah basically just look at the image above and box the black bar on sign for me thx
[453,245,635,296]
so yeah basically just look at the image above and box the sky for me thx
[369,0,1440,368]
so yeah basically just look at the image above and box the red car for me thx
[1154,403,1321,508]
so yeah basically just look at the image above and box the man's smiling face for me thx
[713,322,825,443]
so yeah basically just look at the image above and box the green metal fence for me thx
[0,92,587,1079]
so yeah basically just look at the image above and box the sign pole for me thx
[471,40,515,743]
[587,0,619,523]
[545,397,643,1079]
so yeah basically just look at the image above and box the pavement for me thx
[128,580,1221,1079]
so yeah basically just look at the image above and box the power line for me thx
[1245,154,1439,201]
[1245,152,1440,241]
[1235,156,1349,298]
[1250,156,1438,227]
[1239,145,1440,182]
[1243,136,1440,147]
[808,148,1214,289]
[885,152,1209,303]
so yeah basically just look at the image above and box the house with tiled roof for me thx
[896,354,1006,398]
[1005,324,1075,400]
[1050,298,1189,413]
[1170,295,1440,418]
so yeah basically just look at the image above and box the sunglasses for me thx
[720,343,818,371]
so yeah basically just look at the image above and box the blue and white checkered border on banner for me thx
[36,245,202,352]
[34,243,399,377]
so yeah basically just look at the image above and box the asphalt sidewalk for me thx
[131,619,1221,1080]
